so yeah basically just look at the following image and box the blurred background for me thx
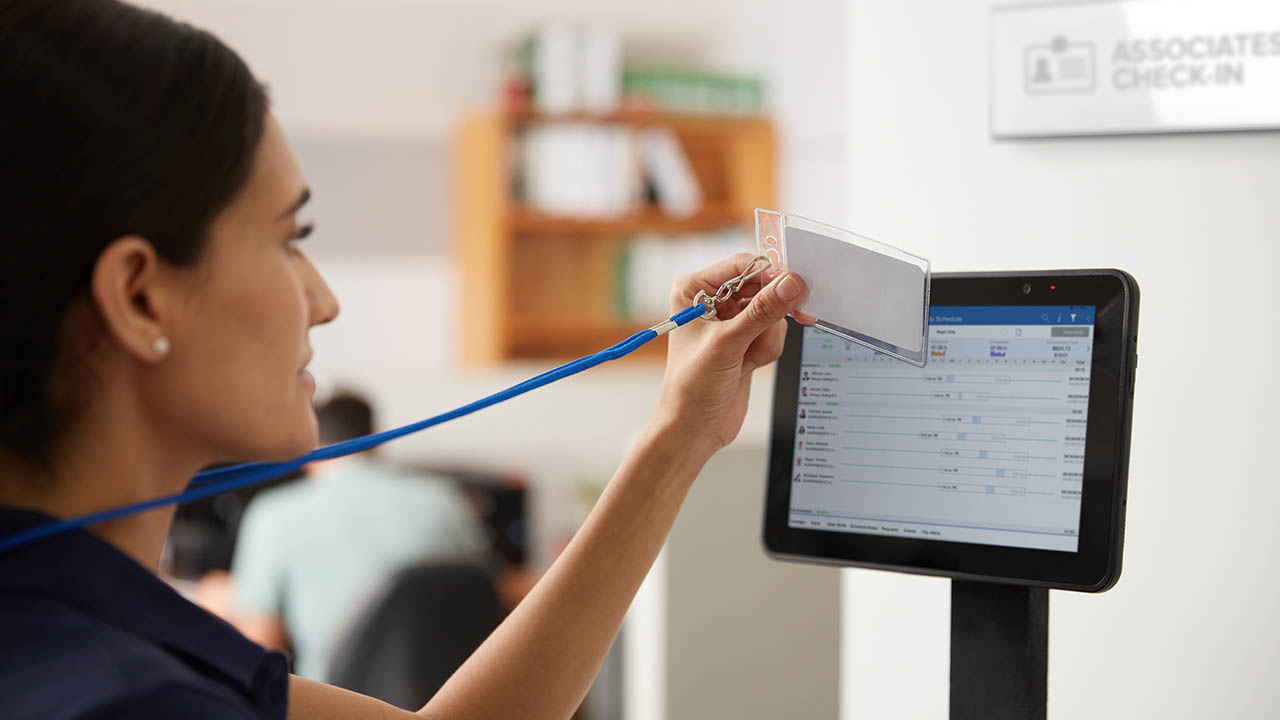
[143,1,1280,719]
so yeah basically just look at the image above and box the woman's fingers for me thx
[741,313,789,373]
[668,253,813,330]
[717,273,807,357]
[669,252,766,311]
[792,309,819,325]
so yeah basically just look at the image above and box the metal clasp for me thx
[693,255,773,319]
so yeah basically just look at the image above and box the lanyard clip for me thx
[693,255,773,319]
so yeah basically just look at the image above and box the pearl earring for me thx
[152,337,170,357]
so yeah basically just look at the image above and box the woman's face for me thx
[150,114,339,463]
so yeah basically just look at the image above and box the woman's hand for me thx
[651,254,811,453]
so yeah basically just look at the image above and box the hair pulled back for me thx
[0,0,268,466]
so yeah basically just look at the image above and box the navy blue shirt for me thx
[0,507,289,719]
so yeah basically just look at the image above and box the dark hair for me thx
[0,0,268,466]
[316,393,375,446]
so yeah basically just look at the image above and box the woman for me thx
[0,1,808,718]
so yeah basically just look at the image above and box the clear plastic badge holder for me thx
[755,209,931,366]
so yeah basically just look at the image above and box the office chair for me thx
[328,562,502,710]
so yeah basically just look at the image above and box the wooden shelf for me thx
[508,315,667,360]
[505,106,770,132]
[510,204,748,236]
[456,109,775,365]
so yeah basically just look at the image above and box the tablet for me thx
[762,270,1139,591]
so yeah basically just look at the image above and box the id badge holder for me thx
[755,209,931,366]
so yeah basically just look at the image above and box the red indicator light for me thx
[1050,284,1057,290]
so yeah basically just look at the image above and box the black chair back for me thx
[328,562,502,710]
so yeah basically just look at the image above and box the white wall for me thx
[665,447,840,720]
[143,0,740,139]
[842,1,1280,718]
[710,0,849,221]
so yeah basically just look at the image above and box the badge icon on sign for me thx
[1024,36,1095,94]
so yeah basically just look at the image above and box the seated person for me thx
[230,392,489,681]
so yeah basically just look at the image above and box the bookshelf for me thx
[456,110,775,364]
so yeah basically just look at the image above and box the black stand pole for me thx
[949,580,1048,720]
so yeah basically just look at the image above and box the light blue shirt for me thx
[232,459,488,681]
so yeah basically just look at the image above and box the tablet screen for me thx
[790,305,1096,552]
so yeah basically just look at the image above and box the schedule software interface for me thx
[789,306,1096,552]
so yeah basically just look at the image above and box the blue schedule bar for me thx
[929,305,1096,326]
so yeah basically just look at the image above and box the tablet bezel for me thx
[762,269,1138,592]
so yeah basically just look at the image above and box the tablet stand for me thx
[950,580,1048,720]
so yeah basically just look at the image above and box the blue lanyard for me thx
[0,303,710,555]
[0,256,775,555]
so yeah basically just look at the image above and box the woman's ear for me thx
[89,236,175,363]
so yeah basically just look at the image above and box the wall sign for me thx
[992,0,1280,137]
